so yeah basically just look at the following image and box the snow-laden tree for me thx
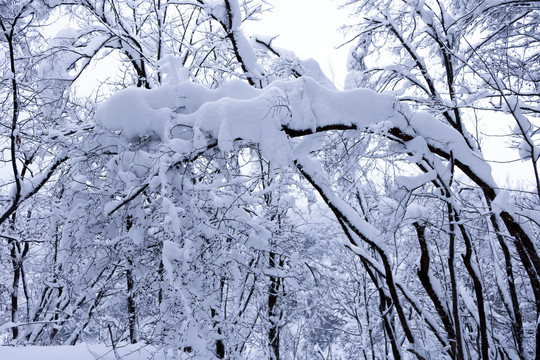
[1,1,320,357]
[0,0,88,341]
[342,0,540,358]
[1,0,539,359]
[91,1,540,358]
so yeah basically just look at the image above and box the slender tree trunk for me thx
[414,222,457,359]
[126,262,137,344]
[10,240,21,341]
[211,307,225,358]
[268,251,282,360]
[125,216,137,344]
[9,216,29,342]
[488,213,525,359]
[364,261,401,360]
[448,208,465,360]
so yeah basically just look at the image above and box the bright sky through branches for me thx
[244,0,350,87]
[244,1,534,187]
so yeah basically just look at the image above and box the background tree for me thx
[344,0,540,358]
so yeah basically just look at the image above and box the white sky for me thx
[244,0,351,87]
[73,1,352,96]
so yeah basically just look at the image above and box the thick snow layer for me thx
[95,86,173,140]
[97,75,395,145]
[404,203,430,223]
[173,86,291,165]
[396,170,436,191]
[96,67,498,189]
[491,190,516,214]
[0,344,167,360]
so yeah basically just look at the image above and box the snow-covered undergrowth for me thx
[0,343,166,360]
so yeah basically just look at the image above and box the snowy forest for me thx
[1,0,539,359]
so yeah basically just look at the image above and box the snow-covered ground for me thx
[0,344,169,360]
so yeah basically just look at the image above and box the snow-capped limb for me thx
[506,95,540,198]
[0,155,68,227]
[294,155,386,251]
[251,35,336,89]
[97,72,499,206]
[38,31,114,82]
[191,0,263,86]
[106,183,149,217]
[0,322,19,333]
[0,320,68,335]
[75,0,153,88]
[96,75,396,163]
[96,69,540,306]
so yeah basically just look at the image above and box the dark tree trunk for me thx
[268,251,282,360]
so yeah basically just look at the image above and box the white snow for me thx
[95,71,395,152]
[396,170,436,191]
[0,344,169,360]
[404,203,430,223]
[407,111,496,187]
[95,67,501,193]
[491,190,515,215]
[95,86,173,140]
